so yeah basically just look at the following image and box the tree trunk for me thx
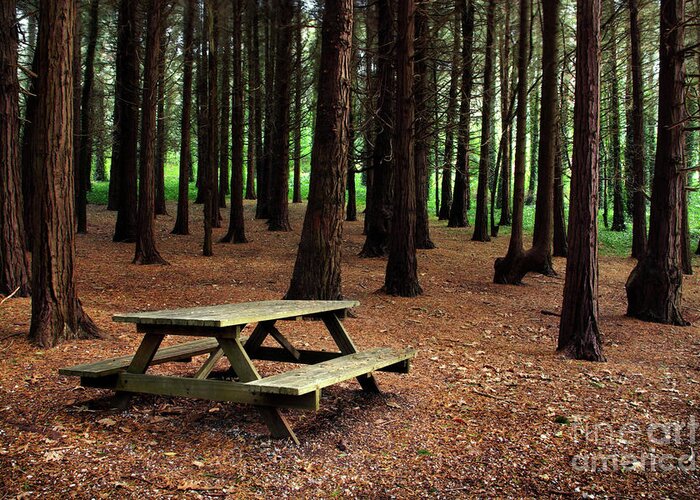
[112,0,139,242]
[628,0,647,258]
[557,0,604,362]
[493,0,529,284]
[218,11,231,209]
[438,9,461,221]
[413,1,434,249]
[525,66,539,206]
[359,0,394,256]
[255,1,275,219]
[553,118,568,257]
[286,0,353,300]
[471,0,496,242]
[245,0,259,200]
[30,0,102,347]
[172,0,195,236]
[447,0,475,229]
[292,3,303,204]
[609,14,625,232]
[267,0,293,231]
[222,0,248,244]
[21,37,39,248]
[155,16,169,216]
[384,0,422,297]
[625,0,688,326]
[346,85,357,221]
[195,7,207,205]
[134,0,168,265]
[497,0,513,227]
[203,0,220,256]
[72,8,82,234]
[0,0,31,297]
[76,0,100,234]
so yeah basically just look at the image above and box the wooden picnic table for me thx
[59,300,416,444]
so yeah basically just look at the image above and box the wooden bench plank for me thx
[247,347,417,396]
[113,300,359,328]
[82,373,320,410]
[58,338,222,378]
[252,347,412,373]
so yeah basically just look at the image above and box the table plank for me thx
[112,300,359,328]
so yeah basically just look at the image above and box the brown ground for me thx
[1,201,699,498]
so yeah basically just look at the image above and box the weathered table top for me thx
[112,300,359,328]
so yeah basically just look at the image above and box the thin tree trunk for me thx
[21,37,39,247]
[255,1,275,219]
[609,14,625,232]
[626,0,688,326]
[203,0,219,255]
[30,0,101,347]
[414,1,434,249]
[77,0,100,234]
[292,3,303,204]
[286,0,353,299]
[557,0,605,362]
[113,0,139,242]
[385,0,422,297]
[245,0,259,200]
[72,8,82,234]
[472,0,497,242]
[448,0,475,228]
[134,0,168,265]
[628,0,647,258]
[155,18,169,216]
[497,0,512,227]
[218,12,231,209]
[0,0,31,297]
[222,0,248,243]
[172,0,195,235]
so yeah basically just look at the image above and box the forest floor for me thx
[1,201,699,499]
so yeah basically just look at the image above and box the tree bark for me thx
[155,15,169,216]
[471,0,496,242]
[625,0,688,326]
[112,0,139,242]
[438,9,461,221]
[413,1,434,249]
[447,0,475,228]
[203,0,220,256]
[172,0,195,236]
[76,0,100,234]
[0,0,31,297]
[218,11,231,209]
[497,0,513,228]
[493,0,529,284]
[30,0,102,347]
[628,0,647,258]
[359,0,394,256]
[245,0,259,200]
[267,0,293,231]
[608,13,625,232]
[222,0,248,244]
[286,0,353,300]
[21,35,39,248]
[557,0,604,362]
[134,0,168,265]
[384,0,422,297]
[292,3,303,204]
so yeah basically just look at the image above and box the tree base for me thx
[493,247,556,285]
[30,302,103,348]
[133,250,169,266]
[626,257,688,326]
[381,282,422,298]
[220,230,248,244]
[267,219,291,232]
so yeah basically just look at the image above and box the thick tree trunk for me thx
[438,9,460,221]
[384,0,422,297]
[267,0,293,231]
[626,0,688,326]
[493,0,529,284]
[447,0,474,229]
[286,0,353,300]
[557,0,605,362]
[245,0,259,200]
[628,0,647,258]
[414,1,434,249]
[112,0,139,242]
[222,0,248,244]
[134,0,168,265]
[72,10,82,234]
[30,0,102,347]
[360,0,394,256]
[0,0,31,297]
[76,0,100,234]
[172,0,195,236]
[471,0,496,242]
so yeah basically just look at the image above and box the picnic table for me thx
[59,300,416,444]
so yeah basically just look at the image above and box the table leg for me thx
[218,337,300,444]
[194,348,224,380]
[112,332,165,408]
[321,312,380,393]
[243,320,275,357]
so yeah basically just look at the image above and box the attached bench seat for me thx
[58,338,222,378]
[247,347,417,396]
